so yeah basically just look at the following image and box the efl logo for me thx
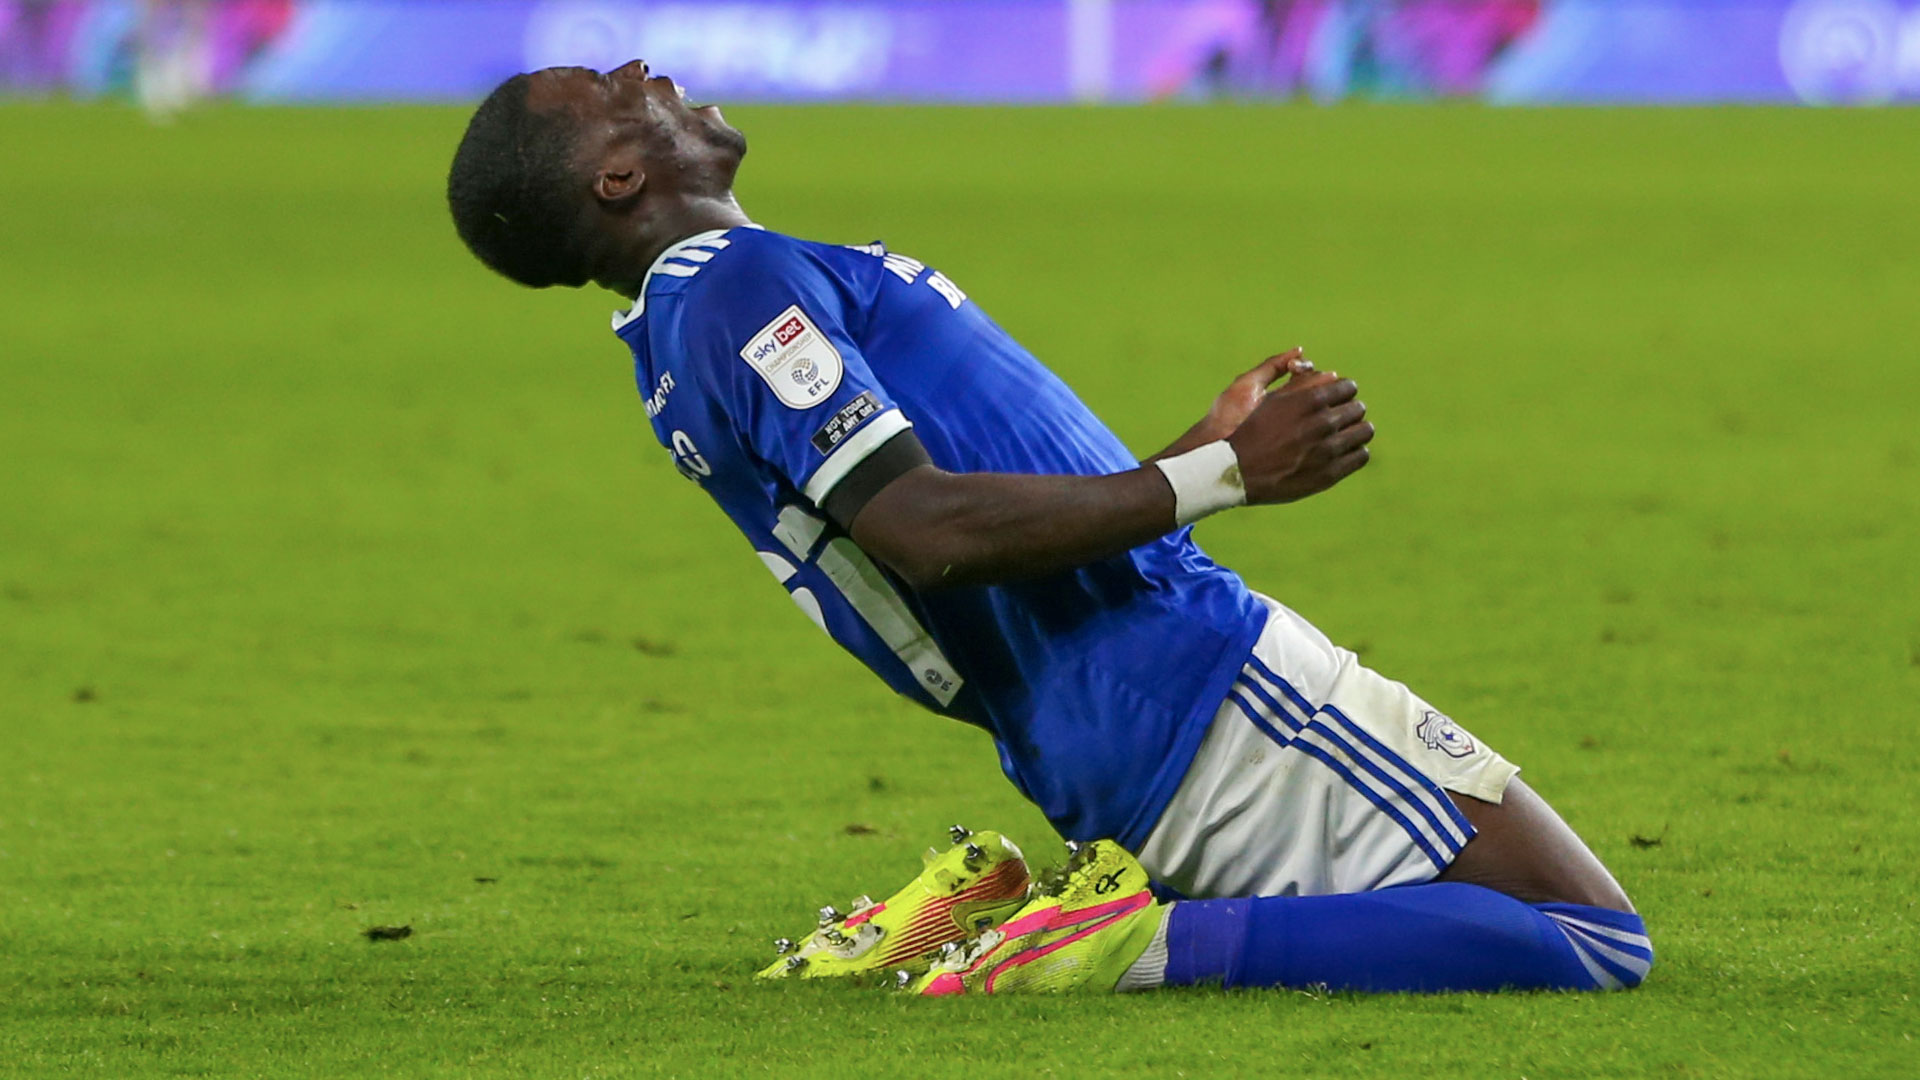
[741,304,844,409]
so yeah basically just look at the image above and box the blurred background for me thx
[7,0,1920,114]
[4,3,1917,1074]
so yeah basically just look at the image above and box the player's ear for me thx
[593,167,644,205]
[593,147,646,206]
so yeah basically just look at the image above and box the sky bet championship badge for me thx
[742,304,844,408]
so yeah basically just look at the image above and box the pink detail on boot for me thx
[918,971,967,997]
[842,902,886,929]
[982,893,1151,994]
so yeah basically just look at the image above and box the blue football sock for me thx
[1156,883,1652,993]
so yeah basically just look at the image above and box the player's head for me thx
[447,60,747,290]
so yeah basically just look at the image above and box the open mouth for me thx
[640,66,720,114]
[653,73,707,109]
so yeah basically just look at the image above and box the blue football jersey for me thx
[614,226,1266,849]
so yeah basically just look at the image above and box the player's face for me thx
[527,59,747,183]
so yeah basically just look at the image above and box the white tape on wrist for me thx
[1153,440,1246,527]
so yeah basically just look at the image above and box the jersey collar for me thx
[610,223,763,331]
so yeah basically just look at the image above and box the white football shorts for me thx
[1137,592,1519,900]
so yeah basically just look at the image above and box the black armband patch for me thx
[821,428,933,530]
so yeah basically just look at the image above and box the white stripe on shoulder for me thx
[610,224,760,330]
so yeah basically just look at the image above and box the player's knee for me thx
[1436,848,1635,913]
[1554,874,1635,916]
[1441,782,1637,914]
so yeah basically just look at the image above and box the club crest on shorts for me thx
[1417,710,1475,758]
[741,304,843,408]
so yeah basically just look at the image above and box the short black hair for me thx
[447,75,593,289]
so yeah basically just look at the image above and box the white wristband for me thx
[1153,440,1246,527]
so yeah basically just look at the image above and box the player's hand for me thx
[1225,365,1373,505]
[1196,347,1307,442]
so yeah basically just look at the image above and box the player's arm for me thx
[832,359,1372,591]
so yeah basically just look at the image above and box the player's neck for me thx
[608,194,754,299]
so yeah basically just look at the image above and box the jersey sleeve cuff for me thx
[802,408,913,506]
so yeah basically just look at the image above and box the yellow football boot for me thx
[903,839,1166,996]
[757,826,1032,980]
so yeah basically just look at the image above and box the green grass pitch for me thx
[2,100,1916,1077]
